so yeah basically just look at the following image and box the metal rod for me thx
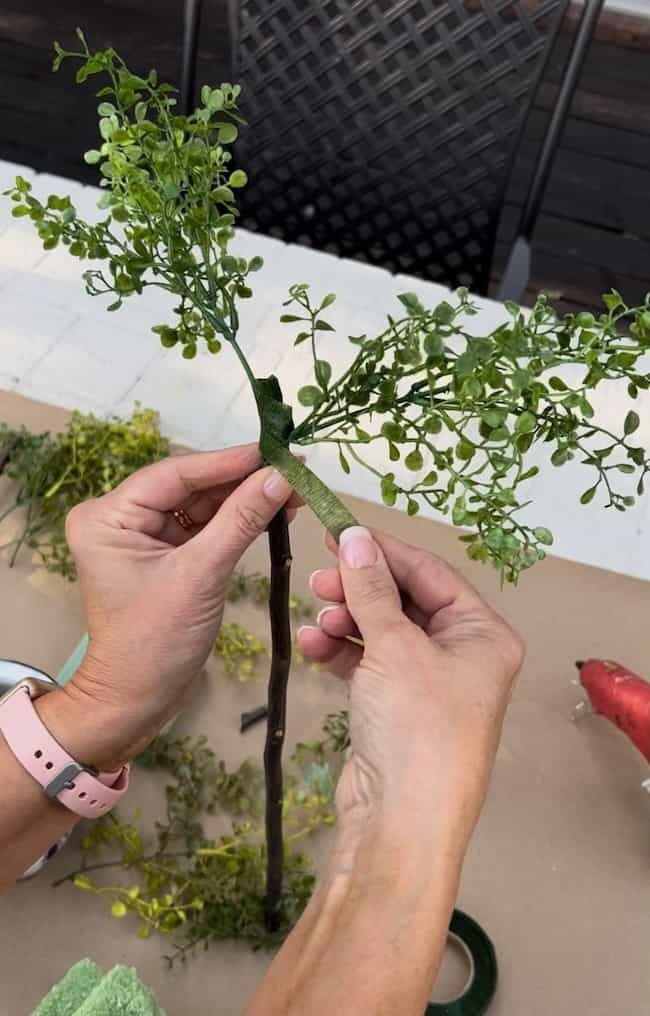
[180,0,203,116]
[519,0,605,241]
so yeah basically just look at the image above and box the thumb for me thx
[188,466,293,573]
[338,526,403,641]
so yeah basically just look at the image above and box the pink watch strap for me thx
[0,683,129,818]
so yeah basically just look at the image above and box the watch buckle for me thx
[44,762,87,799]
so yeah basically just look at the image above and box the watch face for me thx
[0,659,54,697]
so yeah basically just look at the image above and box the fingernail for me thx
[298,624,320,637]
[317,605,339,626]
[263,468,292,502]
[339,526,377,569]
[309,569,326,593]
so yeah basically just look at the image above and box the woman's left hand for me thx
[46,445,297,769]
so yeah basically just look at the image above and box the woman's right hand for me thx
[298,526,524,840]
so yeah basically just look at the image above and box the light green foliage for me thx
[0,406,169,578]
[287,286,650,582]
[5,33,649,587]
[65,719,345,959]
[214,622,268,680]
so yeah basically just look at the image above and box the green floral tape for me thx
[426,909,497,1016]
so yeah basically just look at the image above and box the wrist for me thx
[36,681,145,774]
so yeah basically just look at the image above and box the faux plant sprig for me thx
[7,32,649,929]
[5,34,649,578]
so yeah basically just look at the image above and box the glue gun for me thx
[574,658,650,766]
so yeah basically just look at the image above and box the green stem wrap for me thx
[256,376,358,541]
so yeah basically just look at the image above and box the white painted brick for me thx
[114,345,246,450]
[281,244,401,311]
[0,287,78,381]
[18,311,160,412]
[0,227,47,272]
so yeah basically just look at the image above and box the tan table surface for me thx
[1,391,649,1016]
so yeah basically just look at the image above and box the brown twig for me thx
[263,508,292,930]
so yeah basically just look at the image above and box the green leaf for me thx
[111,901,128,918]
[397,292,425,317]
[482,409,505,429]
[432,301,454,325]
[404,449,423,471]
[533,527,554,546]
[294,332,310,346]
[248,256,264,272]
[182,343,197,359]
[218,123,238,144]
[456,439,475,461]
[576,312,595,328]
[580,484,598,505]
[624,410,640,435]
[229,170,248,188]
[115,273,134,293]
[83,149,102,165]
[321,293,336,309]
[381,422,403,442]
[423,415,442,435]
[314,320,335,331]
[617,464,635,474]
[380,473,397,507]
[212,186,234,203]
[549,376,567,392]
[423,333,443,358]
[515,411,536,435]
[298,385,324,408]
[73,876,94,891]
[11,206,29,217]
[207,89,224,112]
[407,498,419,517]
[504,300,519,317]
[280,314,303,323]
[97,101,115,116]
[603,290,623,312]
[452,496,466,525]
[338,447,350,474]
[315,360,332,389]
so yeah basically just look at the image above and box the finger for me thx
[158,488,302,546]
[310,567,345,603]
[186,466,294,572]
[317,604,360,640]
[311,565,429,630]
[297,626,362,680]
[326,528,483,630]
[113,445,262,515]
[336,527,404,641]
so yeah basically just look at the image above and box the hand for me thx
[298,526,524,837]
[46,445,298,769]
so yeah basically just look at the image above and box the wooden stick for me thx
[263,508,292,930]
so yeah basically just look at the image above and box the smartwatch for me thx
[0,677,129,818]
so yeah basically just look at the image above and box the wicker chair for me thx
[182,0,604,298]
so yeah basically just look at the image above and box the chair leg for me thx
[180,0,203,116]
[499,0,605,303]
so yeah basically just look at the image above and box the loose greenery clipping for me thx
[5,31,649,580]
[0,406,169,578]
[57,712,349,959]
